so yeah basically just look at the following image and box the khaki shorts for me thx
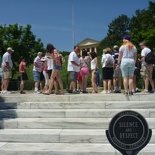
[2,66,12,79]
[113,67,121,78]
[140,65,153,78]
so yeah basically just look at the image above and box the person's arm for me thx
[134,52,137,64]
[71,61,80,67]
[117,52,123,66]
[34,60,43,69]
[5,61,10,69]
[94,57,98,71]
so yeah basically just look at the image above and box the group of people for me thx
[0,35,155,95]
[67,35,155,96]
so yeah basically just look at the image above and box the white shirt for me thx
[91,58,98,70]
[45,55,53,70]
[2,52,13,68]
[101,53,114,68]
[119,45,137,59]
[141,47,151,65]
[67,51,80,72]
[33,56,42,72]
[141,47,151,57]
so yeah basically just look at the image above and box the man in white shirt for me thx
[67,46,80,94]
[33,52,43,93]
[140,41,155,93]
[1,47,14,94]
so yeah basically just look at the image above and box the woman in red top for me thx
[18,56,28,94]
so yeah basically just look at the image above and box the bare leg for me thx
[20,80,25,92]
[123,77,129,93]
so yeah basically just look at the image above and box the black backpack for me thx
[145,52,155,64]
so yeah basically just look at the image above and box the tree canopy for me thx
[98,1,155,56]
[0,24,44,74]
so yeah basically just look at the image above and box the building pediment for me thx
[77,38,100,47]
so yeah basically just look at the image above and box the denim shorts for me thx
[53,65,62,71]
[33,71,41,82]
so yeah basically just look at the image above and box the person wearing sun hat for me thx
[117,35,137,96]
[1,47,14,94]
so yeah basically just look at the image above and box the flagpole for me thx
[71,0,74,49]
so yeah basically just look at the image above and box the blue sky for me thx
[0,0,152,51]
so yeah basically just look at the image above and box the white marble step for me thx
[0,129,154,144]
[1,92,155,103]
[0,109,155,118]
[0,143,154,155]
[0,118,155,129]
[1,101,155,109]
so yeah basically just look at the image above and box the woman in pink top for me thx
[80,50,91,93]
[43,49,64,95]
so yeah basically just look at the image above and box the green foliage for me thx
[0,23,44,76]
[1,1,155,91]
[99,14,130,53]
[99,1,155,54]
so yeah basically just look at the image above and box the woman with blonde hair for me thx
[117,35,137,96]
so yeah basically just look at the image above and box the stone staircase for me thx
[0,93,155,155]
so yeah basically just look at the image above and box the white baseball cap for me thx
[7,47,14,52]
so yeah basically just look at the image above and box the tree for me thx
[0,24,44,76]
[130,1,155,52]
[99,1,155,55]
[98,14,130,55]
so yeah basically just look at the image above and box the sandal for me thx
[43,91,50,95]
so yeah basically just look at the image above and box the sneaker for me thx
[107,91,111,94]
[136,89,141,93]
[129,91,133,96]
[142,90,149,93]
[1,90,11,94]
[101,90,107,94]
[20,91,26,94]
[76,90,80,94]
[33,91,41,94]
[72,90,79,94]
[125,92,128,96]
[149,90,154,93]
[113,90,117,93]
[117,90,121,93]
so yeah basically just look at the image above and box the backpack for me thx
[105,55,113,67]
[145,52,155,64]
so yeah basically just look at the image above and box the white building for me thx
[76,38,100,53]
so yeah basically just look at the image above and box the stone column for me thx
[95,47,97,53]
[89,48,92,53]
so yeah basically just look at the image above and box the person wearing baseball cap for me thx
[1,47,14,94]
[117,35,137,96]
[7,47,14,52]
